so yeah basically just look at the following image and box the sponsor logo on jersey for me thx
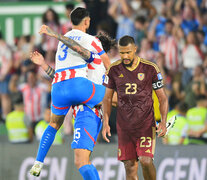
[119,73,124,78]
[104,75,109,84]
[118,148,121,157]
[145,149,151,153]
[157,73,163,80]
[138,73,145,81]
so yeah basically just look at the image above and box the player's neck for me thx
[72,25,86,33]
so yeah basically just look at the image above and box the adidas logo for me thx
[119,74,124,77]
[145,149,151,153]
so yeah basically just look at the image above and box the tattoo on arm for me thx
[46,66,55,79]
[47,28,91,60]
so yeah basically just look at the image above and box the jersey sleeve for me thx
[91,37,105,55]
[151,64,164,90]
[103,67,116,89]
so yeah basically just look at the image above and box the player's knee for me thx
[49,114,65,130]
[123,160,138,175]
[139,156,152,168]
[74,156,88,169]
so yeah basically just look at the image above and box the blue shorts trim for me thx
[55,64,87,73]
[71,105,102,151]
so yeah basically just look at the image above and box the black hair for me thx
[197,29,205,36]
[70,7,90,26]
[0,31,2,39]
[12,92,23,105]
[135,16,146,24]
[24,35,31,43]
[177,102,188,113]
[196,95,207,102]
[165,19,174,25]
[96,32,116,52]
[42,8,60,26]
[65,3,75,10]
[118,35,135,46]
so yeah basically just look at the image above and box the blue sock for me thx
[91,164,100,180]
[79,164,99,180]
[36,125,57,162]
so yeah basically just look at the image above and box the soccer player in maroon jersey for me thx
[102,35,168,180]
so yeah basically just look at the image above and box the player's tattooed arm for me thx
[30,51,55,79]
[39,25,91,60]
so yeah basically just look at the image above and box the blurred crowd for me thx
[1,0,207,145]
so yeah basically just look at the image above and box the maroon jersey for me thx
[103,57,163,132]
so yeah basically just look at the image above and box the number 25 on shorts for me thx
[140,137,152,147]
[74,128,81,139]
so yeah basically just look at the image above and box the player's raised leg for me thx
[30,113,65,176]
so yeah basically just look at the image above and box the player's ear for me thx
[134,45,138,53]
[85,17,90,27]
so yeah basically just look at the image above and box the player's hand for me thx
[39,25,54,37]
[102,123,111,143]
[156,121,167,137]
[30,51,45,66]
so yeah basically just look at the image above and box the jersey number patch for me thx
[140,137,152,147]
[125,83,137,94]
[58,44,69,61]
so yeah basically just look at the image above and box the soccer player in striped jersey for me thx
[30,30,115,180]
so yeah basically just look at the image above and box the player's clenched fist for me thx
[39,25,55,38]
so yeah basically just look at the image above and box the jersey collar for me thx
[126,56,140,71]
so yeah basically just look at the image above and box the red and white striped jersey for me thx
[72,105,103,120]
[55,29,104,79]
[182,44,204,69]
[18,83,48,122]
[87,52,106,85]
[159,36,182,71]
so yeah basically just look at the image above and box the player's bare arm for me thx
[39,25,91,60]
[102,87,114,143]
[30,51,55,79]
[155,87,168,137]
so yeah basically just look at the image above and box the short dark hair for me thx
[12,92,23,105]
[177,102,188,113]
[165,19,174,25]
[65,3,75,10]
[70,7,89,26]
[96,32,116,52]
[196,95,207,102]
[135,16,146,24]
[118,36,135,46]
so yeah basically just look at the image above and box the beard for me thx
[122,58,134,67]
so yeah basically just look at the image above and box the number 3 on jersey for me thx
[58,44,69,61]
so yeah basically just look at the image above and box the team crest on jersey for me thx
[138,73,145,81]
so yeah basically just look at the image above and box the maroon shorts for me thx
[117,126,156,161]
